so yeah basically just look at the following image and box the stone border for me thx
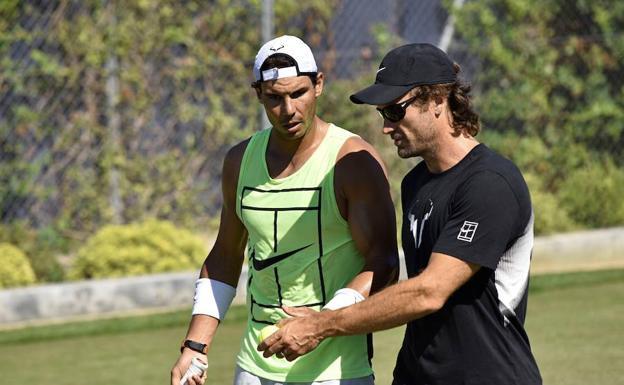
[0,271,247,328]
[1,227,623,328]
[531,226,624,274]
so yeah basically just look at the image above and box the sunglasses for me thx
[377,96,418,122]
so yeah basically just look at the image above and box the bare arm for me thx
[333,137,399,296]
[260,252,479,360]
[171,141,249,384]
[261,137,402,359]
[281,137,398,322]
[323,252,479,334]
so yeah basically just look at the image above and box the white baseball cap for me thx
[253,35,318,82]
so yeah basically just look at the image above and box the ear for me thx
[314,72,324,97]
[254,85,262,100]
[433,97,445,117]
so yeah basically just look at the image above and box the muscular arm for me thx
[182,141,248,349]
[171,141,248,384]
[260,137,400,360]
[333,137,399,297]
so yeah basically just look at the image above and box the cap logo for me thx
[349,43,456,105]
[269,43,285,52]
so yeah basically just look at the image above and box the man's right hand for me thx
[171,349,207,385]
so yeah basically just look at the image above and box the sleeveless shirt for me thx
[235,124,373,382]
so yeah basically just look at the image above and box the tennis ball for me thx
[258,324,280,343]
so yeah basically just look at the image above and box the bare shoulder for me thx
[338,135,378,157]
[334,136,389,199]
[336,136,388,177]
[222,138,251,195]
[223,138,251,175]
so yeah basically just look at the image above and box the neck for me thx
[265,117,329,179]
[269,116,328,157]
[422,130,479,174]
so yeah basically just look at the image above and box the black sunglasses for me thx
[377,96,418,122]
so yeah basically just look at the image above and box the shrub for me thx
[69,220,206,279]
[523,173,577,235]
[0,243,37,288]
[0,222,66,282]
[557,161,624,228]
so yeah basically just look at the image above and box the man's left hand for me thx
[257,306,328,361]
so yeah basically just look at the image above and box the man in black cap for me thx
[258,43,542,385]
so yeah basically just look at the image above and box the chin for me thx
[397,147,418,159]
[276,128,305,141]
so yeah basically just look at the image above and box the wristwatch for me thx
[180,339,208,354]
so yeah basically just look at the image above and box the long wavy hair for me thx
[411,63,481,137]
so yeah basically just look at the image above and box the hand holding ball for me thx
[258,324,280,343]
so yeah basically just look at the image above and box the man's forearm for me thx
[183,314,220,352]
[320,276,440,337]
[319,253,478,337]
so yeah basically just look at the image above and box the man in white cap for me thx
[258,43,542,385]
[170,35,399,385]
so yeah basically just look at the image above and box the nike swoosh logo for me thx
[376,67,386,74]
[269,44,285,52]
[252,243,313,271]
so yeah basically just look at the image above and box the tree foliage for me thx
[0,0,338,240]
[452,0,624,228]
[1,0,622,284]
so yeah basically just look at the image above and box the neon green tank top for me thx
[235,124,373,382]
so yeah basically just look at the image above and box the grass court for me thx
[1,269,622,385]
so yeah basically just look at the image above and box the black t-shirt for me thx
[392,144,542,385]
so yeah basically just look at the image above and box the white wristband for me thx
[192,278,236,320]
[322,288,365,310]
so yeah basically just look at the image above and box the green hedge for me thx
[557,160,624,228]
[0,243,37,288]
[0,223,66,282]
[69,220,206,279]
[523,173,577,235]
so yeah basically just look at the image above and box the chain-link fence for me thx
[1,0,623,283]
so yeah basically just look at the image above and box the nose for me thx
[382,120,395,135]
[281,97,295,116]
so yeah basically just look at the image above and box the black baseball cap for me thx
[350,43,456,105]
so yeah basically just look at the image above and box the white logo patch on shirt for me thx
[457,221,479,242]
